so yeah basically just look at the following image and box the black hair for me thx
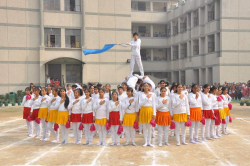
[222,87,228,93]
[122,82,128,89]
[105,84,112,100]
[191,84,198,93]
[33,86,42,96]
[210,86,218,93]
[82,84,87,89]
[29,83,34,92]
[175,83,182,93]
[166,81,170,87]
[84,88,91,97]
[25,87,31,91]
[72,85,77,89]
[118,86,124,90]
[159,80,165,84]
[99,88,105,94]
[170,83,177,92]
[127,87,134,97]
[133,32,138,36]
[58,88,70,109]
[202,84,210,92]
[138,83,144,91]
[74,88,83,96]
[94,86,99,91]
[40,87,47,96]
[160,87,166,91]
[111,91,119,101]
[67,84,71,87]
[97,83,102,89]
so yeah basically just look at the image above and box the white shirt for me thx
[30,96,42,112]
[38,95,51,108]
[211,94,219,110]
[21,95,34,108]
[121,39,141,56]
[221,94,232,108]
[47,78,50,84]
[122,97,138,114]
[201,93,212,110]
[93,98,109,119]
[66,89,73,99]
[182,90,188,95]
[82,97,95,115]
[217,95,224,109]
[172,94,190,115]
[69,98,82,115]
[119,93,127,102]
[92,93,100,101]
[139,92,156,116]
[156,96,171,113]
[48,90,53,98]
[155,87,170,97]
[107,100,123,121]
[104,92,110,100]
[48,96,61,110]
[58,101,72,115]
[188,93,202,109]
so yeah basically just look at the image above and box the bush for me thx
[245,99,250,104]
[17,90,22,97]
[240,100,245,104]
[5,93,9,100]
[0,95,4,99]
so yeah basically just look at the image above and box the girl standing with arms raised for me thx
[156,87,171,146]
[122,87,138,146]
[93,88,109,146]
[221,87,232,134]
[47,87,61,143]
[21,87,33,137]
[172,84,190,146]
[201,84,213,141]
[188,84,203,143]
[107,91,123,146]
[138,83,156,147]
[82,89,95,145]
[56,88,71,144]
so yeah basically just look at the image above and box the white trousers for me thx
[189,121,200,140]
[210,119,215,137]
[83,124,94,143]
[124,126,136,143]
[96,125,107,143]
[34,121,41,137]
[205,119,211,138]
[26,120,33,135]
[215,123,220,136]
[142,123,152,144]
[72,122,82,142]
[139,123,143,133]
[41,118,49,139]
[201,124,205,138]
[158,125,170,144]
[221,123,226,133]
[174,121,186,144]
[111,125,120,143]
[225,115,229,130]
[47,122,59,140]
[130,54,144,76]
[60,125,69,142]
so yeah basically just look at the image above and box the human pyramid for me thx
[21,32,232,147]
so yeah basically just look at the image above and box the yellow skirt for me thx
[173,113,188,122]
[224,107,230,116]
[95,118,107,125]
[38,108,48,119]
[123,113,137,126]
[47,110,58,123]
[139,107,153,123]
[56,111,69,125]
[219,108,226,119]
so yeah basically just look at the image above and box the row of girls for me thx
[21,79,232,147]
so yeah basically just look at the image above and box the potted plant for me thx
[240,100,245,106]
[4,99,9,106]
[10,98,15,106]
[17,97,22,106]
[245,99,250,106]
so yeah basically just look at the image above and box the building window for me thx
[138,2,146,11]
[65,29,81,48]
[180,23,187,33]
[44,0,60,10]
[208,11,215,22]
[173,26,178,36]
[193,45,199,55]
[66,64,82,83]
[44,28,61,47]
[181,49,187,58]
[194,16,199,27]
[173,51,178,60]
[65,0,81,12]
[208,42,215,53]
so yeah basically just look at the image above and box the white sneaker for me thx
[120,135,124,139]
[97,142,102,146]
[64,141,68,144]
[212,136,219,139]
[51,139,59,143]
[190,139,196,144]
[139,132,142,135]
[43,138,49,141]
[88,142,92,146]
[116,143,120,146]
[202,137,207,142]
[102,142,106,146]
[124,142,129,146]
[83,142,89,145]
[206,137,213,140]
[34,136,40,139]
[182,142,188,145]
[40,138,44,141]
[28,134,32,137]
[76,141,81,145]
[110,143,115,146]
[176,142,180,146]
[132,142,136,146]
[170,132,174,137]
[143,143,147,147]
[165,142,170,146]
[195,138,202,143]
[159,143,162,147]
[60,140,65,144]
[147,143,153,147]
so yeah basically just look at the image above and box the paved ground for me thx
[0,103,249,166]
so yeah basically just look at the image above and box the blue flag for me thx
[83,44,116,55]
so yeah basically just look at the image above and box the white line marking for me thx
[225,159,237,166]
[0,125,26,133]
[235,118,250,123]
[0,137,31,151]
[24,144,61,165]
[0,118,22,125]
[90,138,112,166]
[227,129,250,142]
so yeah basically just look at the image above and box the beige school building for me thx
[0,0,250,93]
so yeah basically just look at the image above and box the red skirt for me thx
[203,110,214,119]
[109,111,120,125]
[213,109,220,121]
[23,107,31,119]
[31,109,39,120]
[71,113,81,122]
[82,112,93,124]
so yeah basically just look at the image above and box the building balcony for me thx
[134,61,171,72]
[140,37,168,48]
[205,20,220,34]
[131,11,168,24]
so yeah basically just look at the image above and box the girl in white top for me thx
[55,88,72,144]
[221,87,232,134]
[122,87,138,146]
[217,87,226,135]
[37,88,51,141]
[107,91,123,146]
[172,84,190,146]
[47,87,61,143]
[82,89,95,145]
[69,89,83,144]
[30,87,42,138]
[66,84,73,100]
[21,87,33,137]
[93,88,109,146]
[138,83,156,147]
[92,86,100,101]
[104,84,112,100]
[156,87,171,146]
[170,84,177,137]
[137,83,144,135]
[188,84,203,143]
[201,84,213,141]
[47,84,53,98]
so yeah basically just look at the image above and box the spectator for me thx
[50,77,54,87]
[55,78,60,87]
[47,76,51,85]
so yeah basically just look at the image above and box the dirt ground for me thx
[0,103,249,166]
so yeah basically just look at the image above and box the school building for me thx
[0,0,250,93]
